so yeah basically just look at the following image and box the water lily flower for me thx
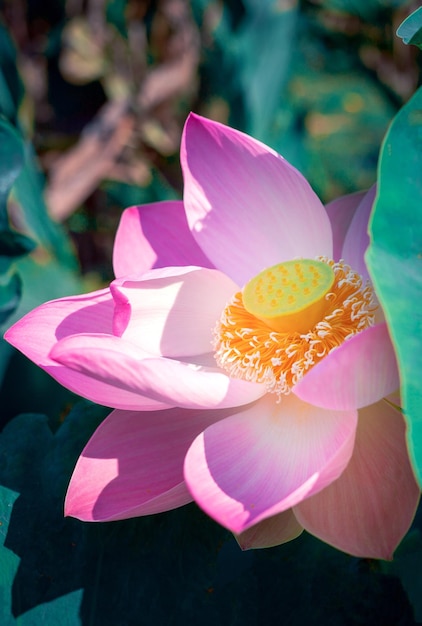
[5,113,419,559]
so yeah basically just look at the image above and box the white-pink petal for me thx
[112,201,214,278]
[111,266,238,357]
[50,333,266,409]
[293,323,399,411]
[4,290,168,410]
[5,288,113,359]
[66,406,233,521]
[184,393,357,534]
[294,400,420,559]
[181,113,332,285]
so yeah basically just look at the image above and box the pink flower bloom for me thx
[5,114,419,559]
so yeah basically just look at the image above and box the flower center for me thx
[242,259,335,334]
[214,257,378,396]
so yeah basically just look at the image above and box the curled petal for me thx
[341,185,376,283]
[113,201,213,278]
[66,406,233,521]
[5,288,113,356]
[50,333,266,409]
[325,191,366,261]
[235,510,303,550]
[293,323,399,410]
[181,113,332,285]
[184,393,357,534]
[294,400,420,559]
[111,266,238,357]
[4,291,167,410]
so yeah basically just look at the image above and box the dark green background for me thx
[0,1,421,623]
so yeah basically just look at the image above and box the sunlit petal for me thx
[113,201,213,278]
[50,333,266,409]
[111,266,238,357]
[184,393,357,534]
[181,113,332,285]
[66,406,234,521]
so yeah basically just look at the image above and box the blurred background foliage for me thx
[0,0,422,624]
[0,0,418,421]
[0,0,420,283]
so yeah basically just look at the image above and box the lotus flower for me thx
[5,114,419,559]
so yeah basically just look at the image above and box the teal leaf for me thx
[0,33,76,271]
[0,486,20,626]
[0,24,24,123]
[0,117,30,324]
[0,231,35,258]
[18,591,84,626]
[106,0,128,37]
[0,405,107,621]
[13,149,78,270]
[1,254,82,334]
[366,86,422,485]
[397,7,422,49]
[0,117,35,283]
[0,117,24,226]
[237,3,297,143]
[0,274,21,325]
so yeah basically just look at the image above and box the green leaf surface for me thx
[383,529,422,622]
[366,86,422,485]
[0,25,24,123]
[0,252,82,392]
[0,117,31,325]
[237,3,297,143]
[0,403,418,625]
[0,231,35,266]
[0,29,75,270]
[17,591,84,626]
[13,150,78,270]
[0,405,107,623]
[322,0,410,21]
[397,7,422,49]
[106,0,128,37]
[0,274,21,325]
[0,117,25,228]
[0,486,20,626]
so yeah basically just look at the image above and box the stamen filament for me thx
[214,258,378,396]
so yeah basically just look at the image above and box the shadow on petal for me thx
[65,405,243,522]
[236,509,303,550]
[294,400,420,559]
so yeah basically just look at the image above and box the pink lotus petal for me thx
[5,288,113,356]
[50,333,266,409]
[113,201,214,278]
[66,405,234,521]
[293,323,399,411]
[184,393,357,534]
[341,185,376,282]
[181,113,332,285]
[325,191,366,261]
[111,266,238,357]
[4,291,169,411]
[235,510,303,550]
[294,400,420,559]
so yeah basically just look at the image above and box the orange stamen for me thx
[214,258,378,396]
